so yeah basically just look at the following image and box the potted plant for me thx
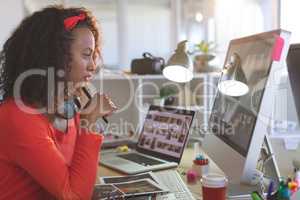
[193,40,216,72]
[153,86,178,106]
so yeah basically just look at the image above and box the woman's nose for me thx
[87,59,97,72]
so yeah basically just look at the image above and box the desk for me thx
[97,147,224,200]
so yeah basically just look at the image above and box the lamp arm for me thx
[187,50,194,55]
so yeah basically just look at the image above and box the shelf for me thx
[269,131,300,150]
[269,126,300,138]
[90,70,218,138]
[270,133,300,139]
[166,105,206,112]
[94,71,221,80]
[142,103,205,112]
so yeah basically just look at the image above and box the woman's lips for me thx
[84,75,93,81]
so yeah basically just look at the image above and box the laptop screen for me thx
[136,105,195,163]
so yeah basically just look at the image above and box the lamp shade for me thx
[163,40,194,83]
[218,53,249,97]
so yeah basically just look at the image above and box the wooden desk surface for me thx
[97,147,224,199]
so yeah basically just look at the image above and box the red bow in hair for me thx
[64,13,86,31]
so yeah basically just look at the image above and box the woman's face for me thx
[67,27,97,86]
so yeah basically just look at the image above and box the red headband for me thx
[64,13,86,31]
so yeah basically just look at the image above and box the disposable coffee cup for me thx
[201,173,227,200]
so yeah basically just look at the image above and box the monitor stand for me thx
[227,135,280,198]
[227,183,260,198]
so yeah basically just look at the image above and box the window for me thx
[280,0,300,43]
[24,0,175,69]
[214,0,264,65]
[75,0,174,68]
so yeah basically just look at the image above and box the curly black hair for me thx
[0,5,101,109]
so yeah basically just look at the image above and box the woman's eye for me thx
[83,53,91,57]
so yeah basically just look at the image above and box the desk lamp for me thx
[163,40,194,83]
[163,40,203,155]
[218,52,249,97]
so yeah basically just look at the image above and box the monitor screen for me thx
[137,105,194,160]
[209,34,278,157]
[287,44,300,123]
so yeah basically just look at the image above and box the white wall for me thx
[95,2,172,68]
[0,0,24,49]
[281,0,300,43]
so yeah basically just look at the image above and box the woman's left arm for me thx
[4,110,103,200]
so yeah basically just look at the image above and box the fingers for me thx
[80,93,117,119]
[101,94,118,111]
[67,82,87,97]
[79,96,117,130]
[107,97,118,111]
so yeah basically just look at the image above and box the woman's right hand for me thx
[79,93,117,124]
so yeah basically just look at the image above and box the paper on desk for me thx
[100,172,159,184]
[155,193,176,200]
[94,178,167,199]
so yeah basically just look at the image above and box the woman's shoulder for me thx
[0,98,49,126]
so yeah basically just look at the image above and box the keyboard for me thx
[117,153,164,166]
[154,170,195,200]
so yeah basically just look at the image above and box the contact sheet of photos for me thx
[137,111,192,158]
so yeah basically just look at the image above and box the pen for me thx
[102,116,108,124]
[267,181,274,200]
[251,192,263,200]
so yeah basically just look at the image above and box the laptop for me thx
[100,105,195,174]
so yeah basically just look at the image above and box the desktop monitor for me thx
[201,29,291,196]
[286,44,300,124]
[271,43,300,140]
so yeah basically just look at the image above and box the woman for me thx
[0,6,116,200]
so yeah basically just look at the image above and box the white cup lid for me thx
[201,173,228,188]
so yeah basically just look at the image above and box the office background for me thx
[0,0,300,177]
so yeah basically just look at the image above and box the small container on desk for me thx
[201,173,227,200]
[192,155,209,178]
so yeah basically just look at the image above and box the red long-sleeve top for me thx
[0,99,103,200]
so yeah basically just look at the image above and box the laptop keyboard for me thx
[117,153,164,166]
